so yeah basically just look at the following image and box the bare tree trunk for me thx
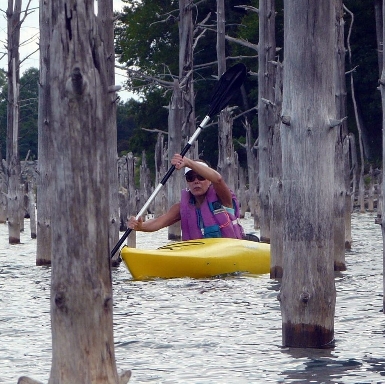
[270,59,283,279]
[279,0,336,348]
[167,80,183,241]
[125,152,137,248]
[36,0,53,265]
[6,0,22,244]
[258,0,276,244]
[345,5,366,213]
[45,1,130,382]
[216,0,237,192]
[98,0,120,263]
[27,181,36,238]
[334,0,348,271]
[243,119,260,228]
[154,132,168,217]
[381,0,385,315]
[0,158,7,223]
[375,0,383,76]
[349,132,358,212]
[217,111,237,191]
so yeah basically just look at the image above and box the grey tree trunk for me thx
[334,0,348,271]
[36,0,53,265]
[6,0,22,244]
[269,60,283,279]
[279,0,337,348]
[154,132,168,217]
[98,0,120,263]
[167,80,183,241]
[216,0,237,192]
[45,1,129,382]
[258,0,276,244]
[380,0,385,314]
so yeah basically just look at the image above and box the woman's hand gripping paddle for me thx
[110,63,247,259]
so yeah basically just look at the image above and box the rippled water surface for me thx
[1,213,385,383]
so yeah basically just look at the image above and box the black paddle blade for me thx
[208,63,247,117]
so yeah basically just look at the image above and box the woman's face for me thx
[185,171,211,197]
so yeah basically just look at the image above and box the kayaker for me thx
[127,153,245,240]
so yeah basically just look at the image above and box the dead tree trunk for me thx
[98,0,120,262]
[345,5,366,213]
[6,0,22,244]
[216,0,237,192]
[0,157,7,223]
[381,0,385,314]
[167,80,183,241]
[154,132,168,217]
[334,0,348,271]
[42,1,130,382]
[270,59,283,279]
[258,0,276,244]
[279,0,337,348]
[36,0,53,265]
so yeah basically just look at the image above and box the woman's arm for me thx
[172,154,233,208]
[128,203,181,232]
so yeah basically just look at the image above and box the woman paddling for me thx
[127,153,245,240]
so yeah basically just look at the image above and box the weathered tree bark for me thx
[44,1,130,382]
[0,157,7,223]
[258,0,276,244]
[139,150,152,214]
[126,152,137,248]
[36,0,53,265]
[217,109,237,191]
[98,0,120,264]
[279,0,337,348]
[216,0,237,192]
[334,0,348,271]
[349,132,358,213]
[381,0,385,315]
[154,132,168,217]
[167,0,195,240]
[167,80,183,240]
[6,0,22,244]
[270,59,283,279]
[243,118,260,229]
[345,5,366,213]
[375,0,383,76]
[27,181,36,238]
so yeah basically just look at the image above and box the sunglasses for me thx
[185,173,206,182]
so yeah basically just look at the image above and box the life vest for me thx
[180,185,244,240]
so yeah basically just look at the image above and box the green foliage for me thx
[19,67,39,159]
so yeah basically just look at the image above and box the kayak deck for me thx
[120,238,270,280]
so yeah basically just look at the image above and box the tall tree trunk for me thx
[167,0,196,240]
[258,0,276,244]
[279,0,337,348]
[167,80,183,240]
[270,59,283,279]
[216,0,237,192]
[380,0,385,314]
[345,5,366,213]
[334,0,348,271]
[98,0,120,265]
[36,0,53,265]
[6,0,22,244]
[46,1,129,382]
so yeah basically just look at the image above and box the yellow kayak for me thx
[120,238,270,280]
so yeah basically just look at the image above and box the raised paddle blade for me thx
[208,63,247,117]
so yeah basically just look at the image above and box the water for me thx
[1,213,385,383]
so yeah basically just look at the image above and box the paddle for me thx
[110,63,247,259]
